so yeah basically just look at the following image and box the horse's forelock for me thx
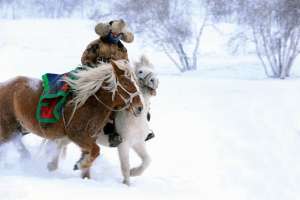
[111,59,134,78]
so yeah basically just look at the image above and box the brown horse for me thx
[0,59,143,178]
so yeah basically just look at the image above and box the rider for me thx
[81,19,133,67]
[81,19,154,147]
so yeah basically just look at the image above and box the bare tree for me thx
[206,0,300,79]
[34,0,81,18]
[114,0,207,72]
[0,0,102,19]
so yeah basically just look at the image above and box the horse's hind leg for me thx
[46,138,70,171]
[0,118,18,146]
[0,123,24,159]
[12,133,30,159]
[130,142,151,177]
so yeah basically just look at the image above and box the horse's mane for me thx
[64,63,117,108]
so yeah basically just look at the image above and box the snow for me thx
[0,77,18,88]
[1,19,300,200]
[26,78,41,91]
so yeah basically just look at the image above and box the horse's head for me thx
[64,61,143,116]
[111,59,144,115]
[134,55,159,96]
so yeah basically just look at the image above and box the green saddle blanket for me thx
[36,73,72,123]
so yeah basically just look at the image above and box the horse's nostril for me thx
[138,106,143,112]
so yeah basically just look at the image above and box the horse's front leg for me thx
[130,142,151,177]
[73,142,100,179]
[118,143,130,185]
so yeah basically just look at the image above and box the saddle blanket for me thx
[36,73,72,123]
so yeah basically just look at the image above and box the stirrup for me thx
[109,134,123,147]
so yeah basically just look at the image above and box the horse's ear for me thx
[136,55,153,69]
[111,60,125,76]
[140,55,150,66]
[134,61,141,70]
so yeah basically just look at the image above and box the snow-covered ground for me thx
[1,19,300,200]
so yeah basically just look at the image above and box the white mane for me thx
[64,63,117,108]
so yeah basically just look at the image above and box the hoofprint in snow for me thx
[1,19,300,200]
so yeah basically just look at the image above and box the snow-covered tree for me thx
[114,0,207,72]
[0,0,110,19]
[206,0,300,79]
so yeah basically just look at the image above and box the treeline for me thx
[1,0,300,78]
[206,0,300,78]
[0,0,111,19]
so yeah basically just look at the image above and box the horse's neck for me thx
[66,89,114,127]
[114,89,151,140]
[95,89,115,107]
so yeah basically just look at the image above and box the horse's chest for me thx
[115,113,149,140]
[67,105,109,136]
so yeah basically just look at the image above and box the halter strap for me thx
[64,72,141,128]
[93,79,140,112]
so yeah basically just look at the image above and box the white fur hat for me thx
[95,19,134,43]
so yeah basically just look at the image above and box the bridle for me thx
[93,75,141,112]
[64,70,141,128]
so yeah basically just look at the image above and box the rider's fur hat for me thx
[95,19,134,43]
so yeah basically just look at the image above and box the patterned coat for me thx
[81,36,128,67]
[81,19,134,67]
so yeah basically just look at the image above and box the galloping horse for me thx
[0,59,143,178]
[44,56,158,184]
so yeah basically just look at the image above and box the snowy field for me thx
[1,19,300,200]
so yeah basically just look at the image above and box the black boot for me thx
[147,112,151,121]
[103,122,122,147]
[145,112,155,141]
[145,130,155,141]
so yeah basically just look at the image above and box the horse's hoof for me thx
[47,162,58,171]
[73,163,79,170]
[81,169,91,179]
[122,179,130,186]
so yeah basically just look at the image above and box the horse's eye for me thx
[139,70,143,74]
[150,78,154,82]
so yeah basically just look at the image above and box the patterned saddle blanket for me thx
[36,73,72,123]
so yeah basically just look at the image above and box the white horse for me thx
[116,55,158,185]
[45,56,159,185]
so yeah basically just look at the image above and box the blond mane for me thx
[65,59,136,109]
[64,63,117,108]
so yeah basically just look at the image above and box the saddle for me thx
[36,72,73,124]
